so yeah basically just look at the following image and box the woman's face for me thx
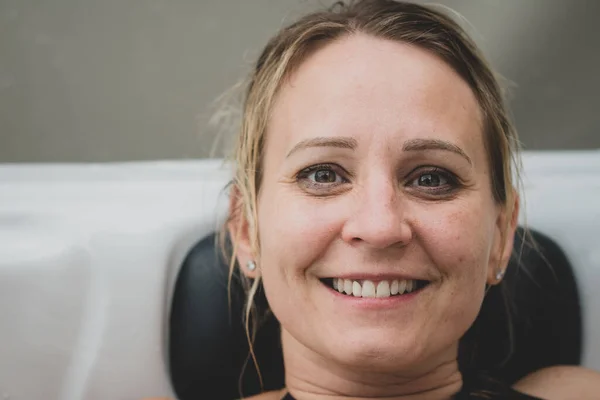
[237,34,515,371]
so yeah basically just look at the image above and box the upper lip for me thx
[321,273,432,282]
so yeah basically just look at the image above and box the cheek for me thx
[411,199,497,345]
[256,190,348,326]
[257,189,347,277]
[414,199,496,283]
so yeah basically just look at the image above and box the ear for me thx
[487,191,520,286]
[227,185,259,278]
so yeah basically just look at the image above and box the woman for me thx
[218,1,600,399]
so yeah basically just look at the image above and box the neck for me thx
[281,330,462,400]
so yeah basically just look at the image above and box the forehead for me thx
[267,34,486,166]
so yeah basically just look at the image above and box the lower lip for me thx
[322,281,427,310]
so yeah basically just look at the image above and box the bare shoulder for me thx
[513,365,600,400]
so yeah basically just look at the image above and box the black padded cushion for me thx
[168,236,283,400]
[168,228,582,400]
[463,229,582,383]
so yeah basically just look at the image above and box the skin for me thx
[232,34,513,400]
[222,34,600,400]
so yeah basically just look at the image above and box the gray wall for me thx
[1,0,599,162]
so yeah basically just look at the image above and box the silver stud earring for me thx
[495,269,505,281]
[246,260,256,272]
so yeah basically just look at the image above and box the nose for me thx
[341,177,413,249]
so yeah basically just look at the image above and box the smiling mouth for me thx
[321,278,430,298]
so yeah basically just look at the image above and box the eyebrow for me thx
[402,138,472,165]
[285,136,472,165]
[286,136,358,158]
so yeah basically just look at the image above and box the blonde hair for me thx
[222,0,522,389]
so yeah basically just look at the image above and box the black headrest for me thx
[168,228,582,400]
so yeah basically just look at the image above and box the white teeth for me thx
[390,280,399,295]
[331,278,422,297]
[376,281,390,298]
[361,280,376,298]
[398,280,407,295]
[344,279,353,295]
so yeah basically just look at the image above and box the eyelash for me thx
[406,166,462,197]
[295,163,350,193]
[295,163,462,196]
